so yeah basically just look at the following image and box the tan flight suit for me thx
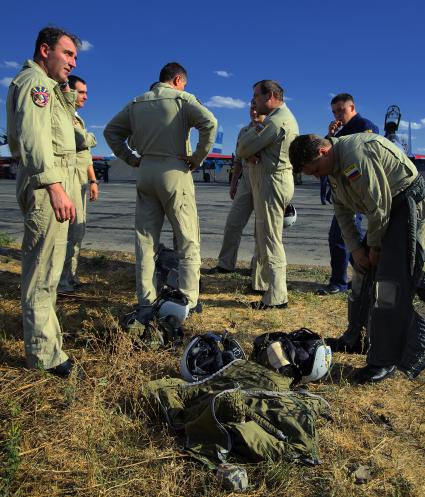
[237,104,299,306]
[104,82,217,307]
[6,60,76,369]
[217,124,254,271]
[59,113,97,291]
[329,133,425,303]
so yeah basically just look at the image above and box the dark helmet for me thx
[180,332,246,382]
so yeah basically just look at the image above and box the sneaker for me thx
[251,301,288,310]
[316,284,347,296]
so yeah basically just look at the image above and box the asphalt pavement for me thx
[0,176,337,266]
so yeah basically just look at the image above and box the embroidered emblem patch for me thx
[343,163,361,182]
[330,181,337,191]
[31,86,49,107]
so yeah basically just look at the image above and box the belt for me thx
[392,174,425,275]
[404,173,425,204]
[54,153,77,167]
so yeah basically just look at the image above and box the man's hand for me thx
[248,155,259,165]
[368,247,380,267]
[178,154,197,170]
[351,246,370,273]
[229,182,238,199]
[45,183,76,223]
[252,111,266,126]
[59,80,70,93]
[89,182,99,201]
[328,120,342,137]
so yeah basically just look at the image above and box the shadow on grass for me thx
[201,297,250,310]
[0,246,21,260]
[0,345,26,368]
[288,280,326,293]
[327,361,359,384]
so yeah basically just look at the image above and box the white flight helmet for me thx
[287,328,331,384]
[251,328,331,385]
[284,204,297,228]
[298,341,332,384]
[154,287,190,327]
[157,299,189,326]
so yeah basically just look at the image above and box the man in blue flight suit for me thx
[317,93,379,295]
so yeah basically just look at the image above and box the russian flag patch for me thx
[343,163,361,182]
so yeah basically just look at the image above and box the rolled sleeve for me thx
[349,163,391,248]
[104,104,140,167]
[333,199,363,252]
[236,120,284,158]
[30,169,64,188]
[185,97,217,167]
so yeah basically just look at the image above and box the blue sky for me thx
[1,0,424,156]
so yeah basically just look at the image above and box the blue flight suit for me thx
[327,114,379,290]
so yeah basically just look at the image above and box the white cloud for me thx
[3,61,19,69]
[328,92,336,98]
[0,77,12,87]
[205,96,247,109]
[399,120,422,130]
[90,124,105,129]
[214,70,232,78]
[80,40,94,51]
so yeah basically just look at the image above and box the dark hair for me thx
[34,26,81,59]
[289,134,330,173]
[68,75,86,89]
[159,62,187,83]
[253,80,284,101]
[330,93,354,105]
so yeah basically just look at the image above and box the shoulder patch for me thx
[364,129,373,133]
[343,163,362,182]
[255,124,265,133]
[31,86,49,107]
[330,181,337,191]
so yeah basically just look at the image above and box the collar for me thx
[268,103,284,117]
[328,137,341,177]
[345,113,361,125]
[156,82,174,89]
[24,59,58,88]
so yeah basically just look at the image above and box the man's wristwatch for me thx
[89,179,99,185]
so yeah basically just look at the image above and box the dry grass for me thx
[0,244,424,497]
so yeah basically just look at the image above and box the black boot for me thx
[326,330,369,354]
[46,359,73,378]
[354,364,396,384]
